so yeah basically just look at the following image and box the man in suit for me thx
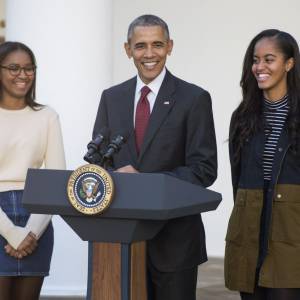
[93,14,217,300]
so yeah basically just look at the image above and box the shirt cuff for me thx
[25,214,52,239]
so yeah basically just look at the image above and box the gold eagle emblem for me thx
[80,177,102,203]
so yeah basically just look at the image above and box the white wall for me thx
[3,0,300,296]
[5,0,113,296]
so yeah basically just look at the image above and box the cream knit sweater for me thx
[0,105,66,249]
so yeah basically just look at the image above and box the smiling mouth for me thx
[256,74,270,82]
[142,62,158,70]
[14,81,28,88]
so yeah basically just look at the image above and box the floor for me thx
[196,257,239,300]
[41,257,240,300]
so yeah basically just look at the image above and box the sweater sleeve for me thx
[0,206,31,249]
[25,214,52,239]
[44,111,66,170]
[25,109,66,240]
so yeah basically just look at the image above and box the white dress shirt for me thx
[133,67,166,126]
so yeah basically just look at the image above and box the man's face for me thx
[124,25,173,84]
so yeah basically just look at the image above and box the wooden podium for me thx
[22,169,222,300]
[88,242,147,300]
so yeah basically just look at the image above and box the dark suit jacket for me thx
[93,70,217,272]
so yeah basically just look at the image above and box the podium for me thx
[22,169,222,300]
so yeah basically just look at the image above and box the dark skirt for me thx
[0,190,54,276]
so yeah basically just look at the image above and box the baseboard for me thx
[41,286,86,297]
[40,297,84,300]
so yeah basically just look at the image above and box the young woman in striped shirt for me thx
[225,30,300,300]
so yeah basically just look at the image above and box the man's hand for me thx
[115,165,139,173]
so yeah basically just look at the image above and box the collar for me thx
[136,67,166,95]
[264,94,289,110]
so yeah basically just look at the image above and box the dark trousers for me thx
[240,268,300,300]
[240,286,300,300]
[147,262,198,300]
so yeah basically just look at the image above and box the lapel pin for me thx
[163,101,170,105]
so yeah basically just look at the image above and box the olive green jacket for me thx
[225,119,300,293]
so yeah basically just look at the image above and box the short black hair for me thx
[127,14,170,42]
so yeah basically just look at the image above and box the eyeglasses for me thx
[0,64,36,76]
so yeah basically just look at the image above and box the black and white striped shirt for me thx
[263,95,289,181]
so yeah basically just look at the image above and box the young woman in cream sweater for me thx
[0,41,65,300]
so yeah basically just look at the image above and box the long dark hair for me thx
[231,29,300,164]
[0,41,42,109]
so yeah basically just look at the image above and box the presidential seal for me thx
[67,164,114,215]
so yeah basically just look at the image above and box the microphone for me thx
[102,131,129,161]
[84,127,110,164]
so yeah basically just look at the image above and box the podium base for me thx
[87,242,147,300]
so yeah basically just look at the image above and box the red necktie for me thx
[135,86,151,154]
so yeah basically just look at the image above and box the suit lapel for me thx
[118,77,138,164]
[138,71,176,162]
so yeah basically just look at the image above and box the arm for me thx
[25,111,66,239]
[165,91,217,187]
[0,206,30,249]
[1,207,36,257]
[92,91,113,167]
[229,111,240,201]
[93,91,109,139]
[5,232,37,258]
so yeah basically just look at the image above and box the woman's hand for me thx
[17,232,38,256]
[4,232,38,259]
[4,244,22,258]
